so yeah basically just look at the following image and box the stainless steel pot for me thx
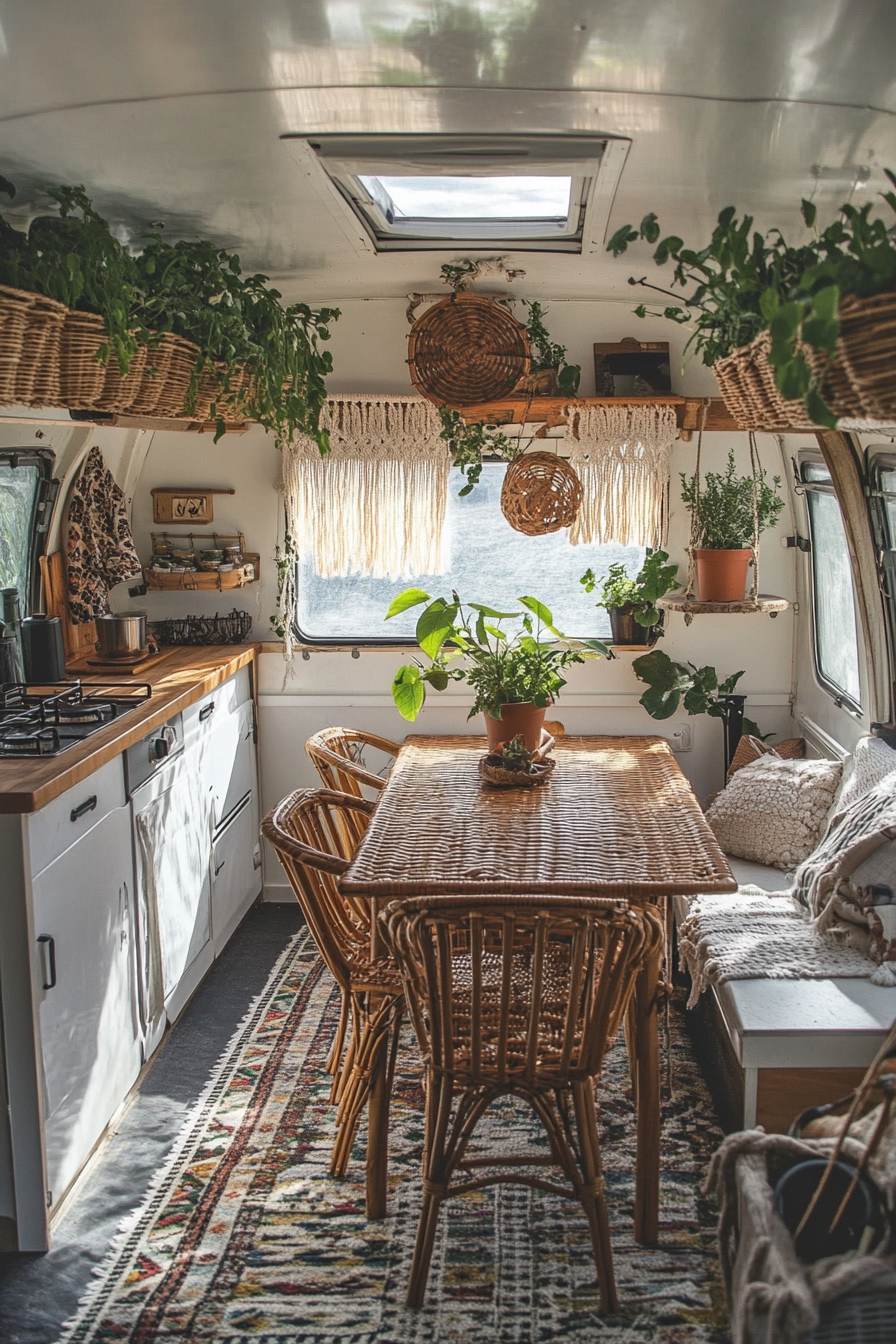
[94,612,149,658]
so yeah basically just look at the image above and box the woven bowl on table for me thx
[58,310,108,408]
[478,754,556,789]
[14,292,68,406]
[0,284,37,403]
[407,293,530,407]
[500,450,583,536]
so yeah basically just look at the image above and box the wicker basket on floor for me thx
[407,293,530,408]
[0,284,36,403]
[500,450,582,536]
[58,310,108,408]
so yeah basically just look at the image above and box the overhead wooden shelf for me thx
[456,395,741,436]
[0,408,248,433]
[657,593,790,617]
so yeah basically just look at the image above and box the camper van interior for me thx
[2,3,896,1340]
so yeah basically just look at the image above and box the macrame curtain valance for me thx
[565,403,678,548]
[282,395,448,581]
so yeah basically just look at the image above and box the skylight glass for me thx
[358,175,571,220]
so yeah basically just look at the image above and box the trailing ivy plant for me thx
[522,300,581,396]
[580,549,680,631]
[606,172,896,426]
[631,649,763,737]
[679,450,785,550]
[438,407,519,495]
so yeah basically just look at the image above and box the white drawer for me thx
[201,699,256,829]
[182,667,252,745]
[27,755,126,877]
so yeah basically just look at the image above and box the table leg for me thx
[633,936,662,1245]
[366,1009,390,1220]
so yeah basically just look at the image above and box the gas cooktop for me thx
[0,681,153,758]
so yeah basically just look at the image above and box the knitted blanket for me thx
[679,886,873,1008]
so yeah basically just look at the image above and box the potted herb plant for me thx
[680,450,785,601]
[386,588,608,748]
[580,549,680,646]
[519,300,581,398]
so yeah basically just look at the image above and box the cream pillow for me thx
[831,734,896,817]
[706,755,843,871]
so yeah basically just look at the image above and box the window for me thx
[297,463,645,643]
[295,134,629,252]
[801,460,861,707]
[869,451,896,679]
[0,450,56,613]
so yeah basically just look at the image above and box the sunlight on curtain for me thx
[565,402,677,548]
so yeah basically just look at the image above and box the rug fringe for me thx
[55,928,313,1344]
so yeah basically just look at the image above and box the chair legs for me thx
[405,1076,619,1313]
[329,992,402,1185]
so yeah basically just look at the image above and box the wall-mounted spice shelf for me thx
[657,593,790,617]
[143,530,259,591]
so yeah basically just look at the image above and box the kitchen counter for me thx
[0,644,259,813]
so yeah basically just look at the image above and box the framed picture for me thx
[151,488,234,525]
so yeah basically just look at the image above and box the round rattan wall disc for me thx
[407,293,530,407]
[501,451,583,536]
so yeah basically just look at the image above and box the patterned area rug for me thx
[59,931,730,1343]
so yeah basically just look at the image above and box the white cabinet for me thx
[212,792,262,947]
[31,804,141,1209]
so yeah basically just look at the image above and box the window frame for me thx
[866,448,896,700]
[798,453,863,714]
[296,133,627,254]
[0,448,57,615]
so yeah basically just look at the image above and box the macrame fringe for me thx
[565,403,677,547]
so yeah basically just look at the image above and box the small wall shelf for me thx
[143,530,259,591]
[657,594,790,617]
[455,395,741,437]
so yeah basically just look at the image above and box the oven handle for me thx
[70,794,97,823]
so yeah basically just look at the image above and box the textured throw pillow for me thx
[793,773,896,983]
[726,733,804,780]
[705,755,843,871]
[831,734,896,817]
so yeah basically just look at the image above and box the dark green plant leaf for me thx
[801,199,817,228]
[0,176,15,200]
[640,212,661,244]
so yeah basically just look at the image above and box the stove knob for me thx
[151,735,171,761]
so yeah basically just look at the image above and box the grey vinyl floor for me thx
[0,902,304,1344]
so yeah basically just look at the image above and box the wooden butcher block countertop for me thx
[0,644,259,814]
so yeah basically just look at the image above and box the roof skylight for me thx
[358,175,572,222]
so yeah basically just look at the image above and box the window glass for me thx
[297,463,646,643]
[0,460,41,602]
[802,462,861,704]
[358,175,572,221]
[880,465,896,542]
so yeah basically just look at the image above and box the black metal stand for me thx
[723,694,746,774]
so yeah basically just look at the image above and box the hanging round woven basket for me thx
[407,293,530,408]
[500,451,582,536]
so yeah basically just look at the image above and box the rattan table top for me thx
[341,734,736,900]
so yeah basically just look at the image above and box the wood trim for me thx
[453,395,740,433]
[756,1067,867,1135]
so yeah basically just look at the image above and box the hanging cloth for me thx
[564,402,678,548]
[66,445,142,623]
[282,395,449,580]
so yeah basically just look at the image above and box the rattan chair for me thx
[305,726,403,798]
[381,893,662,1312]
[261,788,404,1190]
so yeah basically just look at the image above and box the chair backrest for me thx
[305,727,402,798]
[382,895,662,1088]
[261,787,375,990]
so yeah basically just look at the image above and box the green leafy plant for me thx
[580,549,679,631]
[386,588,609,721]
[679,450,785,550]
[606,172,896,426]
[631,649,763,736]
[493,733,542,774]
[437,407,518,495]
[523,300,581,396]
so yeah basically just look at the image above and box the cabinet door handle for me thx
[199,702,216,722]
[70,794,97,823]
[37,935,57,990]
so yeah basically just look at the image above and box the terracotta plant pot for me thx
[484,702,546,752]
[694,548,752,602]
[608,603,658,647]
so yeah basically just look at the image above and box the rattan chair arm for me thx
[261,787,374,871]
[308,742,391,791]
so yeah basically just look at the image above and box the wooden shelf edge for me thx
[453,395,741,433]
[656,594,790,615]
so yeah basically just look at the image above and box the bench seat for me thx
[676,854,896,1132]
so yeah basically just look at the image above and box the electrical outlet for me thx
[668,725,693,752]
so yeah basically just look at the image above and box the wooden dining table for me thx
[339,733,736,1237]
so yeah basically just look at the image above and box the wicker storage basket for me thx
[128,332,177,415]
[149,334,201,416]
[408,293,530,407]
[713,330,817,430]
[15,292,68,406]
[0,284,36,403]
[500,450,582,536]
[93,341,149,413]
[58,310,109,408]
